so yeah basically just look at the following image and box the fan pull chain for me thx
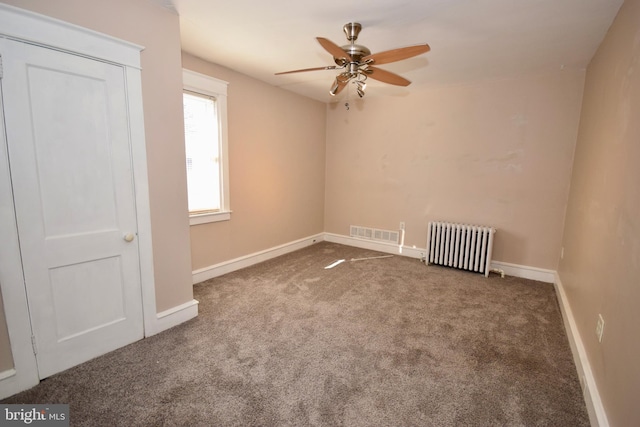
[345,81,351,111]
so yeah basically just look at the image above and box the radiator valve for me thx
[490,268,505,278]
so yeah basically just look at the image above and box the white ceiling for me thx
[157,0,624,103]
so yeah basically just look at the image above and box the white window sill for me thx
[189,211,231,225]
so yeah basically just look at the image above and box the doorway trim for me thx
[0,3,157,398]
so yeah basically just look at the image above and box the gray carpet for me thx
[3,242,589,426]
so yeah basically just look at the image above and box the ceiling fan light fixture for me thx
[356,80,366,98]
[329,79,340,96]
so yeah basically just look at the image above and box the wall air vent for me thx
[350,225,399,244]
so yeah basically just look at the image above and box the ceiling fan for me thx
[275,22,430,98]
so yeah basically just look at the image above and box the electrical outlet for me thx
[399,222,405,230]
[596,314,605,343]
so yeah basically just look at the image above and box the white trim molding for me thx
[183,69,231,223]
[0,369,16,382]
[324,233,557,283]
[0,4,157,398]
[123,65,159,340]
[0,3,143,68]
[490,260,556,283]
[189,211,231,226]
[324,232,424,260]
[554,273,609,427]
[153,300,199,335]
[193,234,323,284]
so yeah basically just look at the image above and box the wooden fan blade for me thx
[363,44,430,65]
[275,65,339,75]
[366,66,411,86]
[317,37,352,62]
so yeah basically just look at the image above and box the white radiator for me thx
[426,221,496,277]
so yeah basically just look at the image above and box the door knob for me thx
[123,233,135,242]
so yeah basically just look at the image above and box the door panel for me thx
[49,256,126,341]
[0,38,143,378]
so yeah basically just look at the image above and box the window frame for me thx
[182,69,230,225]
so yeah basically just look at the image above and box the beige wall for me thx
[559,0,640,425]
[2,4,634,422]
[0,0,193,358]
[325,70,585,269]
[182,53,326,269]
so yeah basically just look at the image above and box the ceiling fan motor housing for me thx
[334,44,371,65]
[335,22,371,64]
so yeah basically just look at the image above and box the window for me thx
[182,69,230,225]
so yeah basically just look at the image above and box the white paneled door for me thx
[0,38,144,379]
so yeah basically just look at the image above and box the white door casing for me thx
[0,3,202,400]
[0,37,144,379]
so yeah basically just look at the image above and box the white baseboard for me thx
[490,260,555,283]
[554,273,608,427]
[324,232,424,259]
[149,299,199,336]
[0,367,38,401]
[0,369,16,382]
[323,233,555,283]
[192,233,324,284]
